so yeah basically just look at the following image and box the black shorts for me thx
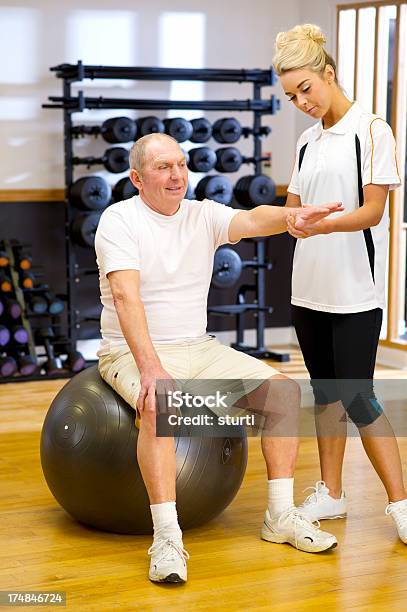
[292,305,383,424]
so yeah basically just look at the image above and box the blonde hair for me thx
[129,133,180,175]
[272,23,337,82]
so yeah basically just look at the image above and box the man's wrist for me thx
[137,353,162,374]
[322,218,334,234]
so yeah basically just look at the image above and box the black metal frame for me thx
[43,62,288,362]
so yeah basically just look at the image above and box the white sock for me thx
[150,501,183,542]
[268,478,294,516]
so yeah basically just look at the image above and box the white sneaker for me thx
[385,499,407,544]
[148,538,189,583]
[261,506,337,553]
[298,481,347,521]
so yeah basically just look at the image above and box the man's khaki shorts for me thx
[98,335,280,424]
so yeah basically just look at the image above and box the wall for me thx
[1,0,301,190]
[2,1,364,346]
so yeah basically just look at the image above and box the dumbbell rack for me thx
[1,241,37,377]
[0,241,72,383]
[44,61,288,362]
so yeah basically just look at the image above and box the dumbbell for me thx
[27,295,48,314]
[195,176,233,206]
[113,177,139,202]
[137,116,165,137]
[215,148,271,173]
[20,271,35,289]
[17,354,38,376]
[71,116,137,144]
[163,118,193,143]
[212,247,243,289]
[187,147,217,173]
[15,253,32,270]
[190,118,212,143]
[36,328,63,375]
[0,272,12,293]
[71,213,101,248]
[65,350,86,373]
[234,174,276,208]
[73,147,130,174]
[0,325,10,347]
[11,244,32,270]
[12,325,29,345]
[45,292,65,316]
[0,251,9,267]
[4,298,21,320]
[212,118,242,144]
[0,356,17,377]
[70,176,112,211]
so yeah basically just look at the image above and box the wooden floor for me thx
[1,347,407,611]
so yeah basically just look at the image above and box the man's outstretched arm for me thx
[228,199,343,242]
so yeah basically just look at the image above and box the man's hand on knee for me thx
[137,365,174,417]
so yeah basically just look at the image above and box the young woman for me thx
[272,23,407,543]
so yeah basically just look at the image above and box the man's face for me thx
[132,140,188,208]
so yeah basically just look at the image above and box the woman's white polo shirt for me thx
[288,101,401,313]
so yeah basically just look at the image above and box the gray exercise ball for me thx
[40,366,248,534]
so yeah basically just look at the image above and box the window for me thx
[337,1,407,347]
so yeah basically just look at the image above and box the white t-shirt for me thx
[94,196,240,355]
[288,101,401,313]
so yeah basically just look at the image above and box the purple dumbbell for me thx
[6,299,21,320]
[12,326,29,345]
[0,325,10,346]
[18,354,37,376]
[0,356,17,377]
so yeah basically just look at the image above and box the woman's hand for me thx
[287,202,343,238]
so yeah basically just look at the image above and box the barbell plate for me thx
[212,247,243,289]
[234,174,276,208]
[104,147,130,173]
[71,213,101,247]
[195,175,233,205]
[102,117,137,144]
[163,118,193,143]
[212,118,242,144]
[137,116,165,136]
[70,176,112,211]
[188,147,217,173]
[190,118,212,143]
[113,177,139,202]
[215,147,243,173]
[248,175,276,205]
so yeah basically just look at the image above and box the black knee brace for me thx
[339,380,383,427]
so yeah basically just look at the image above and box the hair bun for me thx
[301,24,326,46]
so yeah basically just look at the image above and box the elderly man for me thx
[95,133,342,584]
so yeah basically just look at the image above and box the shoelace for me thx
[276,507,321,549]
[301,480,328,506]
[148,538,190,563]
[385,502,407,528]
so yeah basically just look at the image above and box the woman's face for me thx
[279,66,334,119]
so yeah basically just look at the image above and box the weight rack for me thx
[44,61,289,362]
[0,240,73,383]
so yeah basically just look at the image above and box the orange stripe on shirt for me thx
[369,117,401,184]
